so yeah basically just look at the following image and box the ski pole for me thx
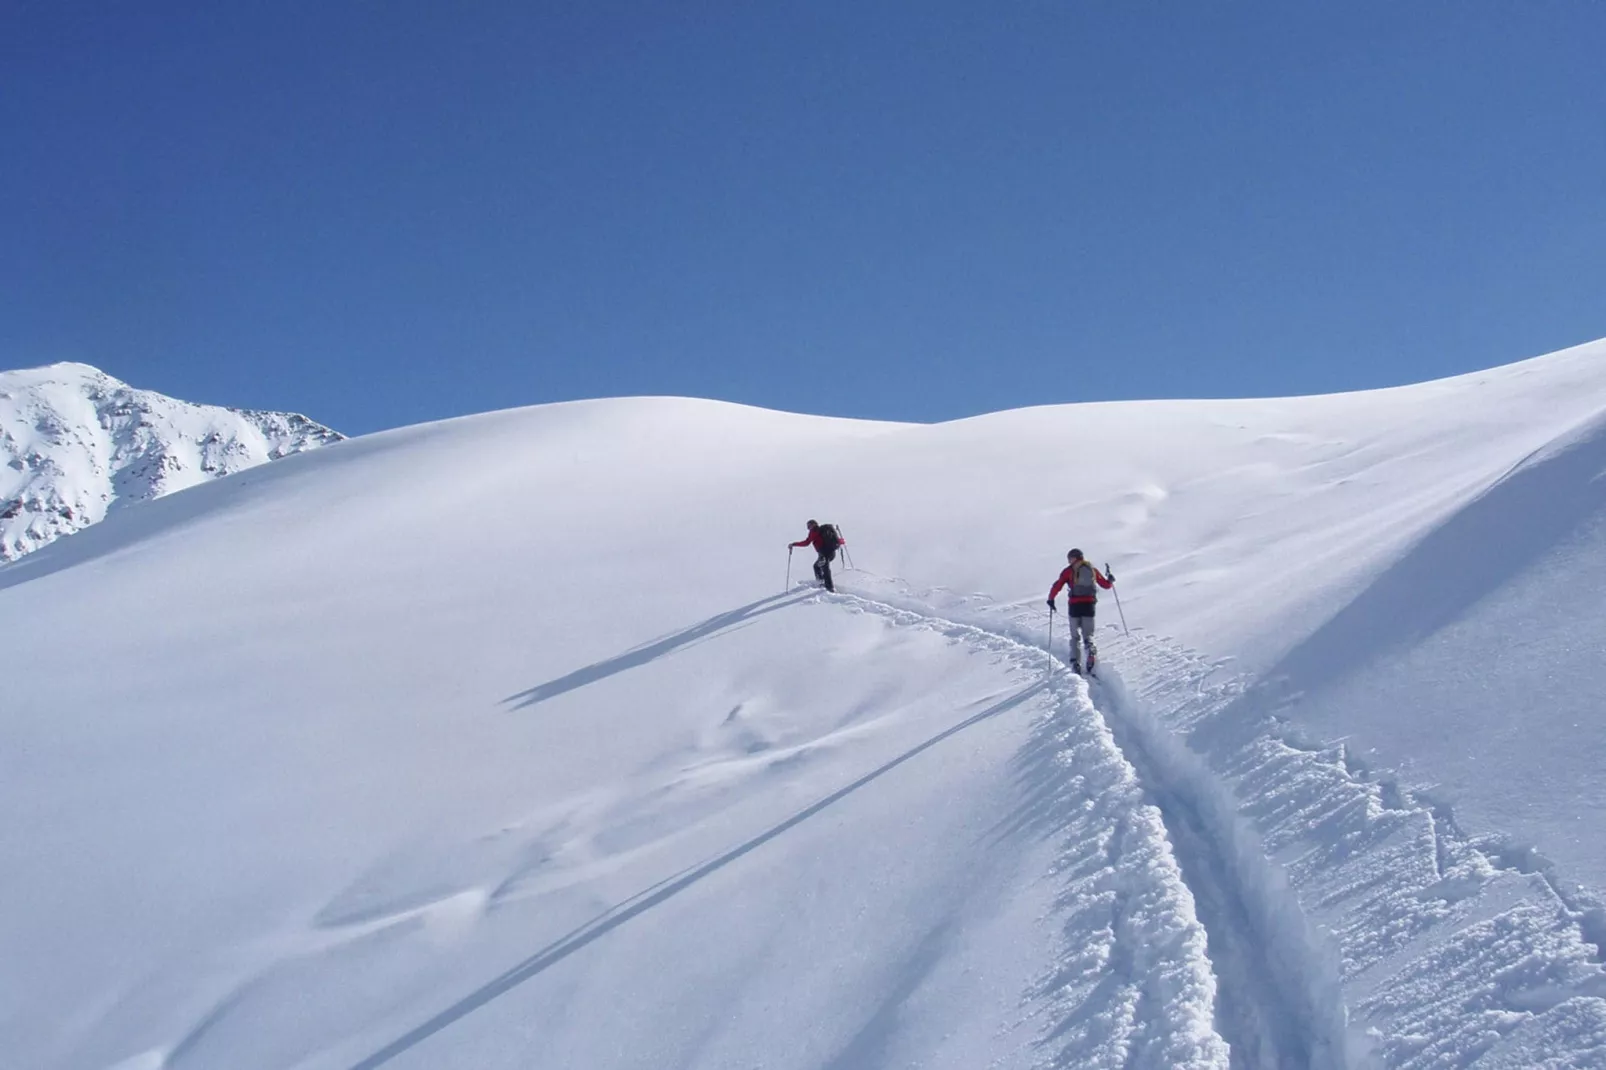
[1106,563,1130,636]
[1047,606,1054,654]
[785,547,793,592]
[839,527,854,570]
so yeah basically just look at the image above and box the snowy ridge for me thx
[0,362,341,561]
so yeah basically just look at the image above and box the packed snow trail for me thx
[1091,671,1347,1070]
[823,591,1232,1070]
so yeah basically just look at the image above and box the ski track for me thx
[844,574,1606,1069]
[826,591,1233,1070]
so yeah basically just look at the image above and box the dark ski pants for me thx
[1066,607,1096,666]
[813,549,837,591]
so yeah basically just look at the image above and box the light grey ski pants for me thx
[1067,614,1096,665]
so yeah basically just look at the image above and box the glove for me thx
[1047,599,1057,612]
[1104,563,1116,584]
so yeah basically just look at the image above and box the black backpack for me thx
[817,523,841,552]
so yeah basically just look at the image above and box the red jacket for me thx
[1049,561,1112,604]
[791,527,844,551]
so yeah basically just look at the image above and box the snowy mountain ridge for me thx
[0,362,342,562]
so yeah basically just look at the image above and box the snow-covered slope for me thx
[0,362,342,562]
[3,340,1605,1069]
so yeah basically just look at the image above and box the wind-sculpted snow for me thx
[0,362,341,561]
[1242,407,1606,893]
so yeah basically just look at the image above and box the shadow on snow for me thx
[347,680,1047,1070]
[502,591,809,711]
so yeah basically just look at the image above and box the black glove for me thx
[1104,564,1116,584]
[1047,599,1057,612]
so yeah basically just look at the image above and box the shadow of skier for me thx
[503,590,810,711]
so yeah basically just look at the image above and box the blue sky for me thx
[5,3,1603,435]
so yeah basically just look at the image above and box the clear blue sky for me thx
[5,3,1603,435]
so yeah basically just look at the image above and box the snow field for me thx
[6,340,1606,1067]
[0,575,1229,1069]
[335,589,1239,1070]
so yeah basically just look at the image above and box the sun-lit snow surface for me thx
[3,340,1606,1068]
[0,362,341,562]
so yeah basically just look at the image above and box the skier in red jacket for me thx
[790,520,844,592]
[1047,548,1114,675]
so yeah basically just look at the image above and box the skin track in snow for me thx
[839,579,1348,1069]
[833,593,1232,1069]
